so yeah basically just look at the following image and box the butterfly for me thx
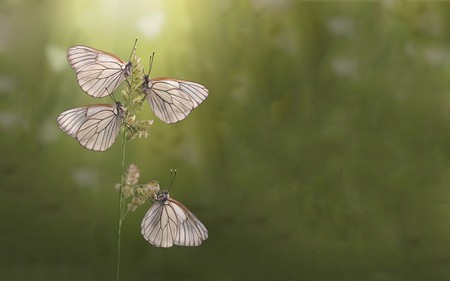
[141,53,209,124]
[141,190,208,248]
[56,102,125,151]
[67,45,133,98]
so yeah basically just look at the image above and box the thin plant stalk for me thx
[116,132,127,281]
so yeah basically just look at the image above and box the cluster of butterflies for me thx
[57,44,209,248]
[57,44,209,152]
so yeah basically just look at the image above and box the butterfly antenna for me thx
[168,169,177,191]
[128,38,138,62]
[147,51,155,76]
[111,94,118,103]
[103,87,116,102]
[105,88,119,103]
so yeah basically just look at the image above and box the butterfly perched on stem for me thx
[67,42,136,98]
[141,189,208,248]
[141,52,209,124]
[56,102,125,151]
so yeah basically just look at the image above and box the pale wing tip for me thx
[67,45,92,52]
[141,235,174,248]
[78,85,111,99]
[67,46,77,53]
[162,117,184,125]
[67,45,85,57]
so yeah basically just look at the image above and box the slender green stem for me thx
[116,132,127,281]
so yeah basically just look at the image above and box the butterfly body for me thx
[141,190,208,248]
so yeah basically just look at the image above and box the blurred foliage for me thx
[0,0,449,281]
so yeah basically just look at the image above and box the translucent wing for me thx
[141,199,187,248]
[143,76,209,124]
[141,190,208,248]
[67,45,131,98]
[57,103,124,151]
[171,198,209,246]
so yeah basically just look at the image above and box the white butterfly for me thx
[141,190,208,248]
[142,52,209,124]
[56,102,125,151]
[67,45,132,98]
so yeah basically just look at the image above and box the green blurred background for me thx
[1,0,449,280]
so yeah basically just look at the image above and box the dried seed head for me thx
[125,164,140,185]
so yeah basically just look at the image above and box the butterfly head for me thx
[113,101,126,118]
[142,52,155,91]
[142,74,153,93]
[155,190,170,203]
[123,62,132,78]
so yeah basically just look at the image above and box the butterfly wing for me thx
[144,77,209,124]
[57,106,92,138]
[170,198,209,246]
[57,104,124,151]
[141,200,187,248]
[67,46,131,98]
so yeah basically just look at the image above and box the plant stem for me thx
[116,132,126,281]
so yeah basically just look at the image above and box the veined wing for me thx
[141,199,187,248]
[140,190,208,248]
[171,198,208,247]
[57,103,125,151]
[143,76,209,124]
[67,45,131,98]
